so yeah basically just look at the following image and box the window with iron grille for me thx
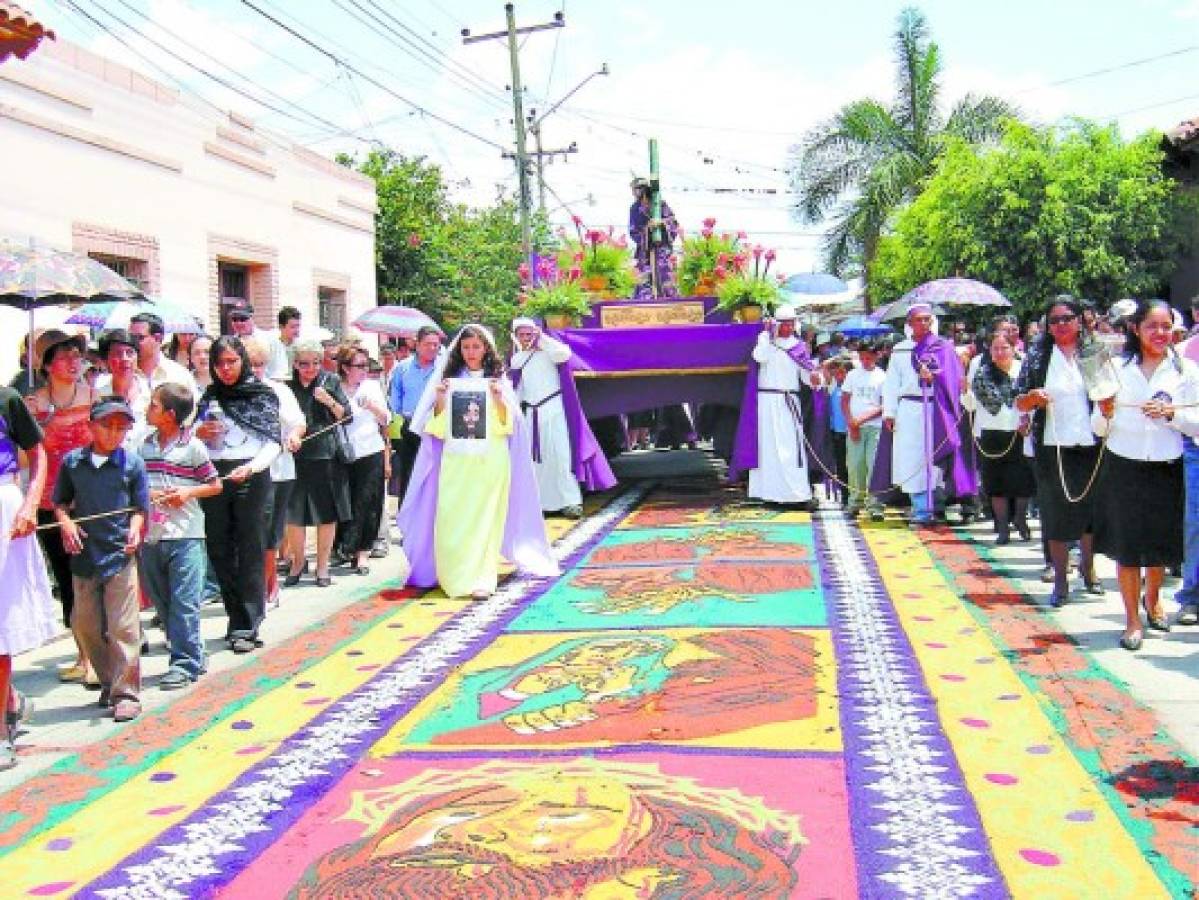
[318,286,346,337]
[90,254,148,293]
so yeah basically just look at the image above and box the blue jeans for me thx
[139,539,207,679]
[1176,438,1199,608]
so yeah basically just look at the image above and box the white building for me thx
[1,38,376,377]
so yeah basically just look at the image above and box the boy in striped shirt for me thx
[139,383,222,690]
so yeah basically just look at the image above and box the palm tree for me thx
[790,7,1017,307]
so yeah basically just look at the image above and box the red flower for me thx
[717,253,729,266]
[616,235,629,249]
[714,265,727,279]
[518,262,530,281]
[753,245,763,258]
[569,266,582,280]
[701,227,714,239]
[765,249,777,262]
[571,214,583,226]
[703,217,717,229]
[407,233,422,248]
[737,230,747,240]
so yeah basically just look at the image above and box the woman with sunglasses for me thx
[1093,300,1199,650]
[284,339,350,588]
[1015,296,1105,608]
[332,345,389,576]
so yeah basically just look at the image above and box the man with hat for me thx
[744,304,821,505]
[51,396,151,722]
[509,317,615,517]
[879,302,974,525]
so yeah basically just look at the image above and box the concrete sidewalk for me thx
[951,516,1199,758]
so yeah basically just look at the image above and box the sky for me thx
[21,0,1199,278]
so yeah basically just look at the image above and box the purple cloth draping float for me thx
[510,361,616,492]
[549,323,761,418]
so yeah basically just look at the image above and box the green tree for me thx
[789,7,1017,304]
[870,121,1199,319]
[338,149,543,336]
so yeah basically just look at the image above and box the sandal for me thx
[1119,630,1143,651]
[1082,577,1105,596]
[314,575,332,588]
[351,565,370,576]
[58,664,87,683]
[1142,596,1171,633]
[283,560,309,587]
[6,692,31,729]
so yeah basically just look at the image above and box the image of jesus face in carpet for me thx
[287,760,804,899]
[385,628,823,747]
[450,391,486,439]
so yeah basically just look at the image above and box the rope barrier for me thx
[33,415,352,533]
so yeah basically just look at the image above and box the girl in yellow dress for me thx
[399,325,557,599]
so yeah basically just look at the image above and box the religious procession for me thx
[1,2,1197,898]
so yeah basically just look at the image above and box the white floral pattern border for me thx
[84,484,650,900]
[815,511,1008,899]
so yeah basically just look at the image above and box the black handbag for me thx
[321,374,356,464]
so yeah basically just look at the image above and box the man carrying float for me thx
[733,305,823,505]
[877,302,975,524]
[510,317,616,519]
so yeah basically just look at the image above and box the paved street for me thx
[0,452,1195,898]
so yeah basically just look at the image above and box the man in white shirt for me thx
[510,318,582,518]
[129,312,196,396]
[841,342,886,519]
[229,304,291,380]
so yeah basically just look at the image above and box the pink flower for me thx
[574,252,585,263]
[714,265,727,279]
[717,253,729,266]
[569,266,582,280]
[701,227,714,239]
[753,245,763,259]
[616,235,628,249]
[765,249,776,262]
[518,262,530,281]
[703,217,717,229]
[407,233,422,248]
[571,214,583,226]
[737,230,747,240]
[587,229,603,245]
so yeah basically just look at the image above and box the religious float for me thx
[521,141,804,464]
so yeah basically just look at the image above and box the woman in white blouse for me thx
[1015,296,1104,608]
[970,331,1035,544]
[1094,300,1199,650]
[333,345,390,576]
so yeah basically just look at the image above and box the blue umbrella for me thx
[833,315,893,338]
[779,272,857,307]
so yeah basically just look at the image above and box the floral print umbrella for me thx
[352,305,441,337]
[0,241,144,310]
[67,299,203,334]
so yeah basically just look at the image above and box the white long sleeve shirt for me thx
[1092,353,1199,461]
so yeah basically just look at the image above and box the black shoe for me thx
[231,637,256,654]
[995,531,1010,546]
[1015,520,1032,542]
[1120,630,1143,651]
[284,560,309,587]
[1049,591,1067,608]
[329,551,351,568]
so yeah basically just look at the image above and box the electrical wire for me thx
[239,0,508,152]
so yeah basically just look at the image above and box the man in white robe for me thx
[882,303,944,524]
[748,305,820,504]
[511,319,583,518]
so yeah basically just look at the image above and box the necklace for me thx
[46,380,80,416]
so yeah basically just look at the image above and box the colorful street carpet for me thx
[0,481,1195,898]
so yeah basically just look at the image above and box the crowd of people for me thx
[746,296,1199,656]
[3,293,1199,771]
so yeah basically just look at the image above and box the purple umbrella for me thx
[899,277,1010,309]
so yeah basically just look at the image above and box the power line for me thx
[239,0,508,152]
[1016,44,1199,95]
[97,0,351,136]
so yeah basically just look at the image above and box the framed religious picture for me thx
[448,380,488,449]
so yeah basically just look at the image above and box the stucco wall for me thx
[0,39,377,380]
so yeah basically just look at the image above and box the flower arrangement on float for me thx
[518,256,592,329]
[555,217,638,299]
[714,243,782,322]
[677,217,749,296]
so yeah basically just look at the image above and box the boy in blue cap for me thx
[53,396,150,722]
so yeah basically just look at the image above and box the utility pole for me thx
[526,113,578,214]
[463,5,564,272]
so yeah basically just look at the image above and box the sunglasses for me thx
[1047,314,1077,326]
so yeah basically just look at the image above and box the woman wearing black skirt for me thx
[1093,300,1199,651]
[971,331,1035,544]
[1015,296,1104,608]
[285,339,351,588]
[333,345,389,576]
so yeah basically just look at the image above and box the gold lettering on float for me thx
[599,301,706,328]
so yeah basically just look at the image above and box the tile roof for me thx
[0,1,54,63]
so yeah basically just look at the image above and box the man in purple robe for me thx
[878,303,975,525]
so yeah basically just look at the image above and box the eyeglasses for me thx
[230,315,251,323]
[296,360,320,368]
[1047,314,1077,326]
